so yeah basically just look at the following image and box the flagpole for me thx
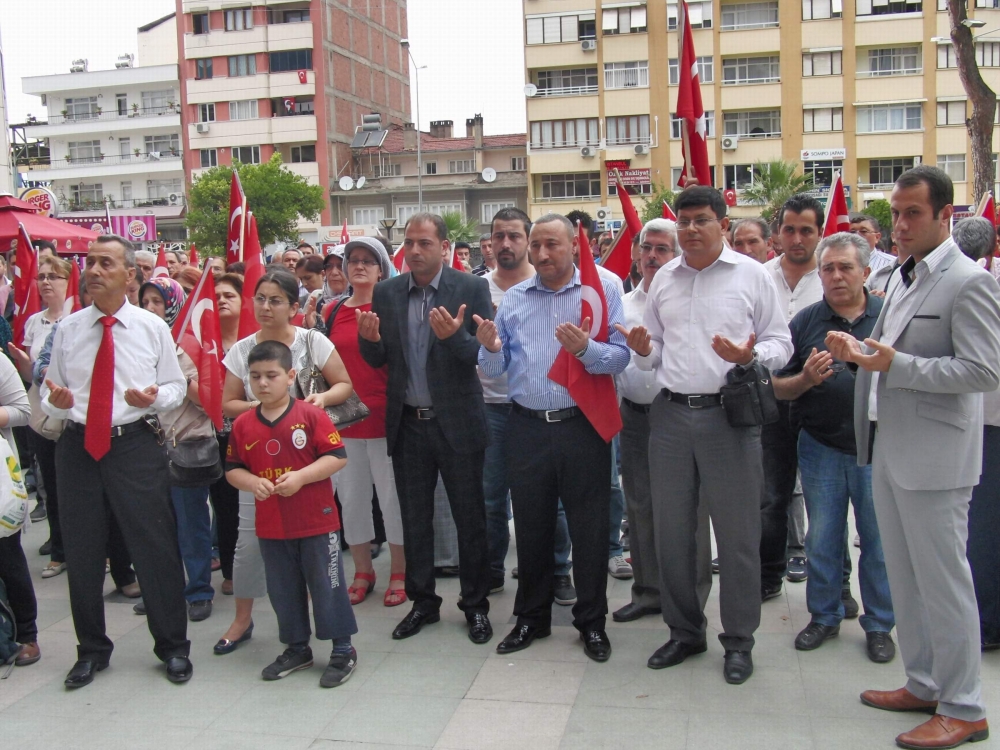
[678,0,696,184]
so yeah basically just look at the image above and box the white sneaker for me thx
[608,554,633,580]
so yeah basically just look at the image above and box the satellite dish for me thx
[524,84,538,98]
[356,176,366,189]
[482,167,497,183]
[338,176,355,191]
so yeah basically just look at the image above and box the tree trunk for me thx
[949,0,997,203]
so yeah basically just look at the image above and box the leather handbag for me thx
[296,327,370,429]
[720,359,780,428]
[27,383,65,442]
[166,436,223,488]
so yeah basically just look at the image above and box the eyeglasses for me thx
[675,217,718,230]
[640,243,674,254]
[850,228,876,236]
[253,295,288,308]
[346,258,380,268]
[36,273,68,282]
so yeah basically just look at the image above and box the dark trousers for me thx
[0,531,38,643]
[507,410,611,632]
[760,401,799,589]
[969,425,1000,645]
[209,434,240,581]
[390,414,490,615]
[56,427,189,663]
[28,430,64,563]
[620,403,660,609]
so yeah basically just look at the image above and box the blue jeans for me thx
[170,485,215,603]
[798,430,893,633]
[483,403,513,578]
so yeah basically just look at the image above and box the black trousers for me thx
[390,413,490,615]
[760,401,799,589]
[28,429,64,563]
[209,433,240,581]
[56,427,189,663]
[0,531,38,643]
[507,410,611,632]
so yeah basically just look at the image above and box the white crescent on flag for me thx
[190,298,214,346]
[230,205,243,229]
[580,285,603,341]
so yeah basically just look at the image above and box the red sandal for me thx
[384,573,407,607]
[348,571,376,605]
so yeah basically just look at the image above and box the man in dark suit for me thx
[358,212,495,644]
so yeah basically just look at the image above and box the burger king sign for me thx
[19,187,58,218]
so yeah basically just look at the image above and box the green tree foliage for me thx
[739,159,815,222]
[862,199,892,234]
[640,182,679,224]
[440,211,481,244]
[185,154,326,253]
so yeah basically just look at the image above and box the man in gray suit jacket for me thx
[827,165,1000,750]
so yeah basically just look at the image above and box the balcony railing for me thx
[42,105,180,126]
[51,151,183,169]
[857,67,922,77]
[606,134,653,146]
[535,84,599,97]
[64,196,186,212]
[604,67,649,89]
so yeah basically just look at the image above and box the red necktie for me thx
[85,315,117,461]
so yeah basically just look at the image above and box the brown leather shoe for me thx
[896,715,989,749]
[15,642,40,666]
[861,687,939,714]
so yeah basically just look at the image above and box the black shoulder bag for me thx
[720,359,780,428]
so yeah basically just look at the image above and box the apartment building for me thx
[522,0,1000,221]
[178,0,410,242]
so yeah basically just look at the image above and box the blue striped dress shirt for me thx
[479,268,629,410]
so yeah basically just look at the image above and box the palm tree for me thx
[739,159,814,222]
[440,211,480,244]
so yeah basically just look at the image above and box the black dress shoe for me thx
[188,600,213,622]
[794,621,840,651]
[213,621,254,655]
[647,639,707,669]
[580,629,612,662]
[496,624,551,654]
[391,608,440,640]
[434,566,460,577]
[723,650,753,684]
[467,613,493,644]
[38,539,52,556]
[761,583,783,602]
[842,588,860,619]
[165,656,193,683]
[64,659,108,689]
[866,631,896,663]
[612,602,662,623]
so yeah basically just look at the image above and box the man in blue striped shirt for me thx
[477,213,628,662]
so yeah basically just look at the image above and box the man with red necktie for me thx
[40,234,191,689]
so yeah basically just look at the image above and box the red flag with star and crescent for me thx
[238,212,266,339]
[663,201,677,220]
[676,0,712,187]
[12,223,41,347]
[227,171,247,266]
[61,260,80,318]
[976,191,997,227]
[153,245,169,278]
[602,170,644,280]
[823,172,851,237]
[546,222,623,443]
[172,269,224,430]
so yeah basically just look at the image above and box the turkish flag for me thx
[12,223,41,347]
[546,222,623,443]
[238,212,266,339]
[662,201,677,221]
[823,172,851,237]
[451,248,465,271]
[189,243,199,268]
[173,270,225,430]
[977,192,997,227]
[602,171,644,280]
[153,245,170,278]
[340,219,350,245]
[227,171,247,266]
[297,70,308,84]
[393,246,408,273]
[724,189,738,207]
[676,0,712,187]
[61,260,80,318]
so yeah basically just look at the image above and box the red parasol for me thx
[0,195,100,254]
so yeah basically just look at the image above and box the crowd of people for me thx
[0,163,997,749]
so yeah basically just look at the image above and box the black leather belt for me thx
[512,402,581,422]
[662,388,723,408]
[622,398,652,414]
[403,406,436,420]
[65,419,147,438]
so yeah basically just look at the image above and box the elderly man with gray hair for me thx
[772,232,896,663]
[953,216,997,262]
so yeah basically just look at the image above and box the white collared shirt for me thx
[636,246,793,394]
[615,283,659,404]
[40,300,186,425]
[763,255,823,323]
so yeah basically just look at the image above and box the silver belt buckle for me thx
[416,407,433,420]
[687,395,704,409]
[544,409,561,423]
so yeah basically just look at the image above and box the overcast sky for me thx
[0,0,526,135]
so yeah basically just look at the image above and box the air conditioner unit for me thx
[596,207,612,221]
[115,54,134,69]
[168,193,180,205]
[721,135,739,151]
[580,146,595,158]
[634,143,650,156]
[195,122,210,134]
[581,39,597,52]
[70,59,88,73]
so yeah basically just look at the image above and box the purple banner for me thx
[60,215,157,242]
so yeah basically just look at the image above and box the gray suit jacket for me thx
[854,240,1000,491]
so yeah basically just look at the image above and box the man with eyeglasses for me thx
[618,186,792,684]
[849,213,894,276]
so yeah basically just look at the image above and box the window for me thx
[672,166,716,186]
[803,107,844,132]
[803,51,842,76]
[195,58,213,80]
[938,154,966,181]
[802,159,844,187]
[225,8,252,31]
[193,13,209,34]
[290,145,316,163]
[68,140,102,163]
[668,0,713,29]
[938,44,958,69]
[228,100,259,120]
[482,202,516,224]
[671,111,715,138]
[280,9,310,22]
[118,138,131,159]
[529,118,600,149]
[232,145,261,164]
[425,162,437,175]
[938,100,966,125]
[535,68,599,96]
[511,157,527,171]
[867,158,916,185]
[374,162,401,177]
[228,55,256,77]
[120,181,132,202]
[978,0,1000,6]
[606,115,651,146]
[147,179,183,199]
[270,49,312,73]
[141,90,175,112]
[449,159,474,173]
[978,42,1000,67]
[200,149,218,168]
[856,0,922,17]
[864,47,921,77]
[602,5,648,35]
[144,134,180,154]
[116,93,127,116]
[668,56,714,84]
[539,172,602,200]
[428,203,463,216]
[856,103,922,133]
[720,2,779,30]
[723,109,781,138]
[198,103,216,122]
[724,164,758,190]
[63,96,98,120]
[525,12,597,44]
[353,207,386,225]
[396,205,420,224]
[604,61,649,89]
[722,56,780,85]
[70,183,103,204]
[276,97,314,116]
[803,0,843,19]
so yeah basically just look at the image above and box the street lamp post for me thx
[400,39,425,213]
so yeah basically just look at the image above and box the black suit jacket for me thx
[359,267,494,456]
